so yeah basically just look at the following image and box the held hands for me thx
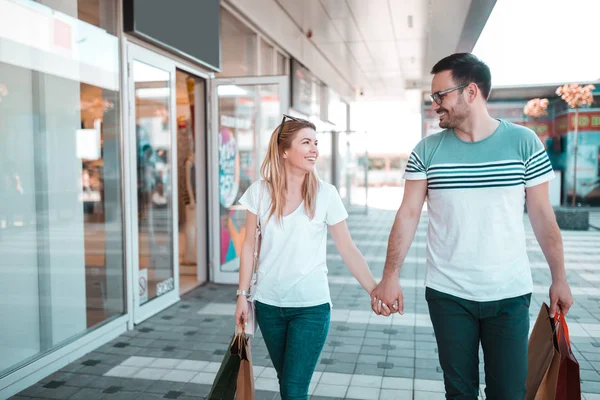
[234,295,248,328]
[370,276,404,317]
[549,279,574,318]
[368,276,573,319]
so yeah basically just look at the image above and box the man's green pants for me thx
[426,287,532,400]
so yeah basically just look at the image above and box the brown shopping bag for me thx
[233,329,255,400]
[207,329,255,400]
[525,302,581,400]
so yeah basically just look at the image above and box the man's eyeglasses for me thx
[430,84,468,105]
[277,114,307,141]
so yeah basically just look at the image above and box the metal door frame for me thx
[125,42,180,324]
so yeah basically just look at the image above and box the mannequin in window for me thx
[181,134,196,265]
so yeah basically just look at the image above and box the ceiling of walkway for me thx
[277,0,496,100]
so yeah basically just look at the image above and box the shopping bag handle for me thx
[230,326,251,362]
[235,324,245,336]
[234,326,247,344]
[553,312,571,348]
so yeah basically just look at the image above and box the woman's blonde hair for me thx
[260,117,319,223]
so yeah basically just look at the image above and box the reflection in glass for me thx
[260,39,274,75]
[217,84,280,272]
[218,8,257,77]
[277,52,287,75]
[0,0,123,378]
[133,61,175,305]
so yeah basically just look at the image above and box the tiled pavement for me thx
[11,209,600,400]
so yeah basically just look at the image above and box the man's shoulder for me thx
[422,129,451,143]
[414,130,450,153]
[500,120,538,142]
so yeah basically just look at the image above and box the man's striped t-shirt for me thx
[403,120,554,302]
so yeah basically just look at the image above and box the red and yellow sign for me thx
[514,121,551,135]
[555,111,600,135]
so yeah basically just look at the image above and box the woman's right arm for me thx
[328,220,377,294]
[234,210,258,327]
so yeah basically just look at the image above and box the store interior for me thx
[175,69,205,295]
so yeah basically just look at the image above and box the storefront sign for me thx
[515,121,551,134]
[555,111,600,135]
[156,277,174,297]
[124,0,221,71]
[291,59,316,116]
[220,115,252,130]
[218,129,240,208]
[139,269,148,304]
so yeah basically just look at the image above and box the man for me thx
[370,53,574,399]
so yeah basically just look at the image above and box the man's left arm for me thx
[526,182,574,317]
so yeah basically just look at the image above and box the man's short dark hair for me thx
[431,53,492,100]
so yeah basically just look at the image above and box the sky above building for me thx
[473,0,599,87]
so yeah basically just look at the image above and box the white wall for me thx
[226,0,356,102]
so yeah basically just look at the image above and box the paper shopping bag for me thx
[233,330,255,400]
[525,302,581,400]
[207,333,242,400]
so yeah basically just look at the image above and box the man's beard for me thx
[438,105,469,129]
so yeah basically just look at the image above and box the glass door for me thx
[127,44,179,323]
[210,76,289,284]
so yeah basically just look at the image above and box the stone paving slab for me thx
[11,209,600,400]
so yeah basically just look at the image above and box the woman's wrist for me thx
[364,279,377,295]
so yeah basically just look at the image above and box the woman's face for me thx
[283,127,319,174]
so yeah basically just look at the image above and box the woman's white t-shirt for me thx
[238,179,348,308]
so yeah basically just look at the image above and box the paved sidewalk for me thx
[12,209,600,400]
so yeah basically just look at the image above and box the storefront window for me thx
[337,130,350,201]
[260,39,274,76]
[554,110,600,206]
[216,84,281,272]
[314,120,334,184]
[277,52,288,75]
[0,0,123,376]
[331,100,349,201]
[217,9,257,77]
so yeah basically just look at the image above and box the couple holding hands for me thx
[234,53,573,400]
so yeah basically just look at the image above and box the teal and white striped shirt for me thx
[404,120,554,301]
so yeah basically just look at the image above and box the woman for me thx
[234,115,381,399]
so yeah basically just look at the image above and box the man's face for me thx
[431,71,470,129]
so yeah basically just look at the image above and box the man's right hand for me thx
[370,276,404,316]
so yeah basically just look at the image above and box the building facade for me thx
[0,0,354,397]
